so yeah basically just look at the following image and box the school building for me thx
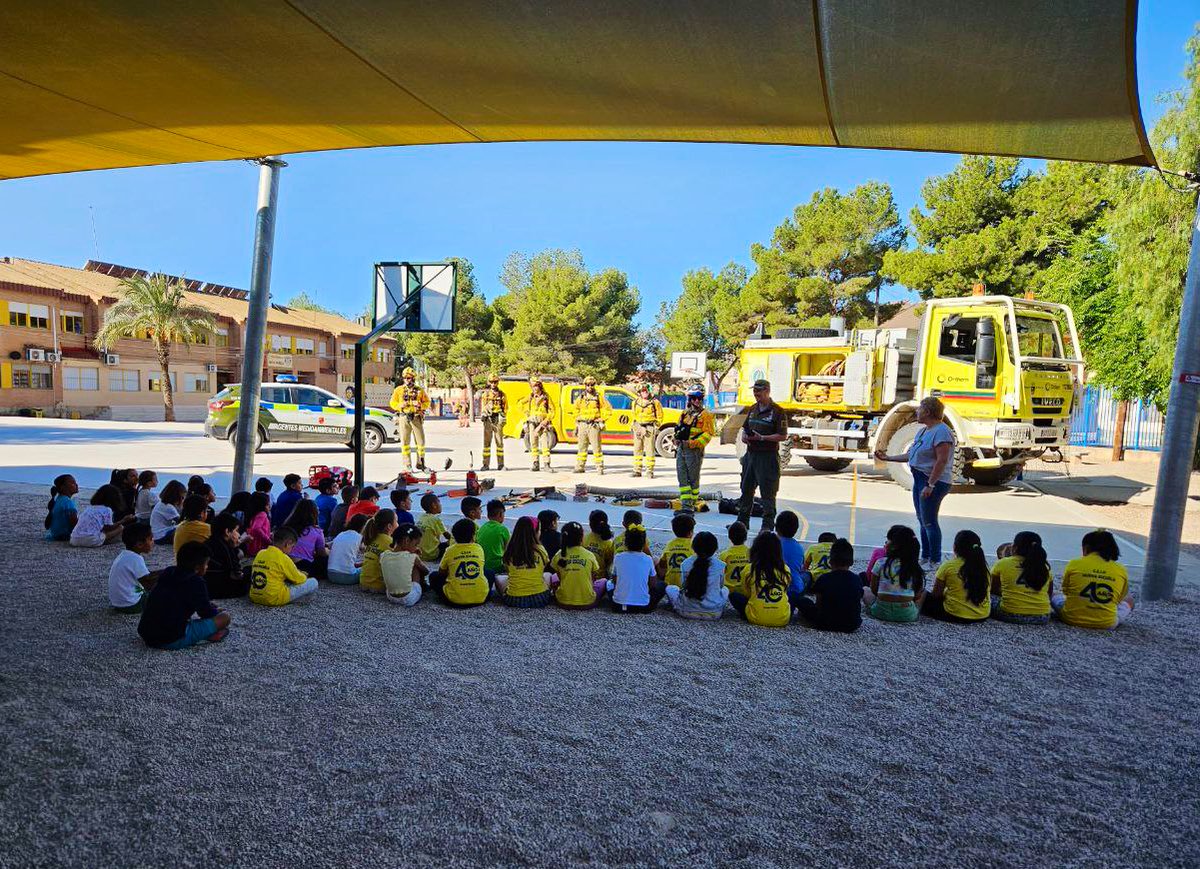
[0,258,398,421]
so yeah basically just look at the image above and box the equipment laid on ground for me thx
[722,294,1084,489]
[377,457,450,491]
[308,465,353,489]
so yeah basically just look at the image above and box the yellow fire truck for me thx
[722,295,1084,487]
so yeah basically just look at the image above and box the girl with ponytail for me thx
[990,530,1053,624]
[862,525,924,623]
[922,529,991,623]
[359,509,398,594]
[1054,530,1134,629]
[44,473,79,540]
[553,521,606,609]
[665,531,727,620]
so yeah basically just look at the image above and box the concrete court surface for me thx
[0,415,1191,577]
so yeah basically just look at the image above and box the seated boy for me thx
[475,499,510,581]
[802,532,837,587]
[658,513,695,587]
[389,488,416,526]
[315,476,340,531]
[249,527,319,606]
[137,541,230,649]
[461,496,483,523]
[416,492,450,563]
[796,538,863,633]
[776,510,807,595]
[429,518,490,607]
[109,522,162,614]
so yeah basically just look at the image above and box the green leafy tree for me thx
[658,263,745,376]
[495,249,642,381]
[732,182,904,335]
[94,273,217,422]
[283,291,341,316]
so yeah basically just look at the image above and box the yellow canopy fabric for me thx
[0,0,1154,179]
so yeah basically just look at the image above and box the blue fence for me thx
[661,391,738,410]
[1068,385,1164,451]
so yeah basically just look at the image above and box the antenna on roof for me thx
[88,206,100,260]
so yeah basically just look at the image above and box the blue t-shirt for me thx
[780,536,806,595]
[315,494,338,530]
[908,422,955,484]
[394,509,416,526]
[46,495,78,541]
[271,488,304,527]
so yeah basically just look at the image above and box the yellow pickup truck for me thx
[500,379,684,458]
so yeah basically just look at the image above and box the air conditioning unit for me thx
[205,363,218,373]
[25,348,46,362]
[103,353,120,365]
[44,351,62,363]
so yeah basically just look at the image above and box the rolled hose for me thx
[582,485,720,501]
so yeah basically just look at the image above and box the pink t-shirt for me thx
[866,546,887,582]
[244,512,272,557]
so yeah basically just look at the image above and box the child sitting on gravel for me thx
[552,521,604,609]
[44,473,79,541]
[862,525,924,623]
[380,524,425,607]
[204,514,251,599]
[249,527,318,606]
[327,485,358,539]
[255,476,274,509]
[429,518,490,608]
[359,509,398,594]
[538,510,562,562]
[315,476,339,532]
[729,532,793,628]
[134,470,159,521]
[327,513,369,586]
[138,541,230,649]
[923,530,991,624]
[71,484,131,547]
[241,492,273,559]
[173,495,212,554]
[476,499,510,580]
[664,531,727,620]
[609,525,665,614]
[613,510,651,555]
[719,521,751,593]
[109,522,161,614]
[416,493,450,563]
[795,538,862,632]
[150,480,185,545]
[584,510,616,578]
[346,486,381,523]
[1054,530,1134,630]
[496,516,551,608]
[776,511,806,595]
[990,531,1053,625]
[802,532,838,587]
[658,513,695,588]
[389,488,415,526]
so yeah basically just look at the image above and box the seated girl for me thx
[44,474,79,541]
[282,499,328,580]
[380,523,426,607]
[608,525,665,613]
[861,525,924,623]
[172,495,212,554]
[922,529,991,624]
[990,531,1053,624]
[583,509,616,578]
[1053,530,1134,629]
[150,480,186,545]
[552,521,605,609]
[496,516,553,608]
[665,531,728,620]
[71,484,131,547]
[359,509,398,594]
[729,532,793,628]
[203,514,251,599]
[241,491,273,559]
[134,470,159,521]
[327,513,369,586]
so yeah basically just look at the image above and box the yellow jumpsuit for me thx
[388,382,430,469]
[478,386,507,469]
[631,396,664,476]
[518,391,556,470]
[573,389,612,472]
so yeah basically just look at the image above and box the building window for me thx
[270,335,290,352]
[215,328,230,348]
[183,374,210,393]
[109,369,140,392]
[64,367,99,391]
[11,364,52,389]
[61,312,85,334]
[8,302,49,329]
[375,348,392,363]
[194,332,209,346]
[294,337,315,356]
[318,341,328,357]
[147,372,177,392]
[341,344,354,359]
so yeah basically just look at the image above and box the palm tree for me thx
[95,273,217,422]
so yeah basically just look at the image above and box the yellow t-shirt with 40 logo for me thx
[660,537,694,587]
[439,542,489,605]
[719,544,751,592]
[1060,553,1128,629]
[742,568,792,627]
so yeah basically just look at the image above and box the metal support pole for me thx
[1143,190,1200,601]
[354,338,366,488]
[231,157,285,493]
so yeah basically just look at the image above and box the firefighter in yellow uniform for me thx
[478,374,507,471]
[573,376,612,475]
[675,385,716,513]
[389,367,431,471]
[517,377,556,472]
[631,383,664,479]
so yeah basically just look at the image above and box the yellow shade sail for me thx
[0,0,1155,179]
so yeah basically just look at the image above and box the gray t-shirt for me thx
[908,422,955,484]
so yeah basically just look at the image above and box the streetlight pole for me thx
[231,156,286,493]
[1143,185,1200,601]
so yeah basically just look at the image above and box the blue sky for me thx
[0,4,1195,328]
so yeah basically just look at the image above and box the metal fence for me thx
[1068,385,1164,451]
[661,390,738,410]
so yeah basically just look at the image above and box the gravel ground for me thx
[2,492,1197,869]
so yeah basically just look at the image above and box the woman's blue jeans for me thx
[911,469,951,563]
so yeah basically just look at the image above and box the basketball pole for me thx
[232,156,285,494]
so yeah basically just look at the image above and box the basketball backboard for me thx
[670,351,707,379]
[373,262,456,333]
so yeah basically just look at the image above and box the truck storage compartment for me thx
[792,351,848,405]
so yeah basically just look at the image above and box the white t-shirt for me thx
[72,505,112,543]
[675,555,728,614]
[108,549,149,607]
[134,488,159,521]
[328,530,362,574]
[150,502,179,540]
[611,550,656,606]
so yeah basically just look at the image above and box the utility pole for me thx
[231,157,286,493]
[1143,185,1200,601]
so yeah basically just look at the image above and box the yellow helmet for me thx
[529,376,543,387]
[402,367,416,379]
[583,375,597,386]
[487,373,500,384]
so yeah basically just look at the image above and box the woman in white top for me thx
[608,526,666,613]
[665,532,728,620]
[875,396,956,568]
[327,513,368,585]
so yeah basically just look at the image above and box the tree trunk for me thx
[464,375,476,422]
[158,342,175,423]
[1112,399,1128,462]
